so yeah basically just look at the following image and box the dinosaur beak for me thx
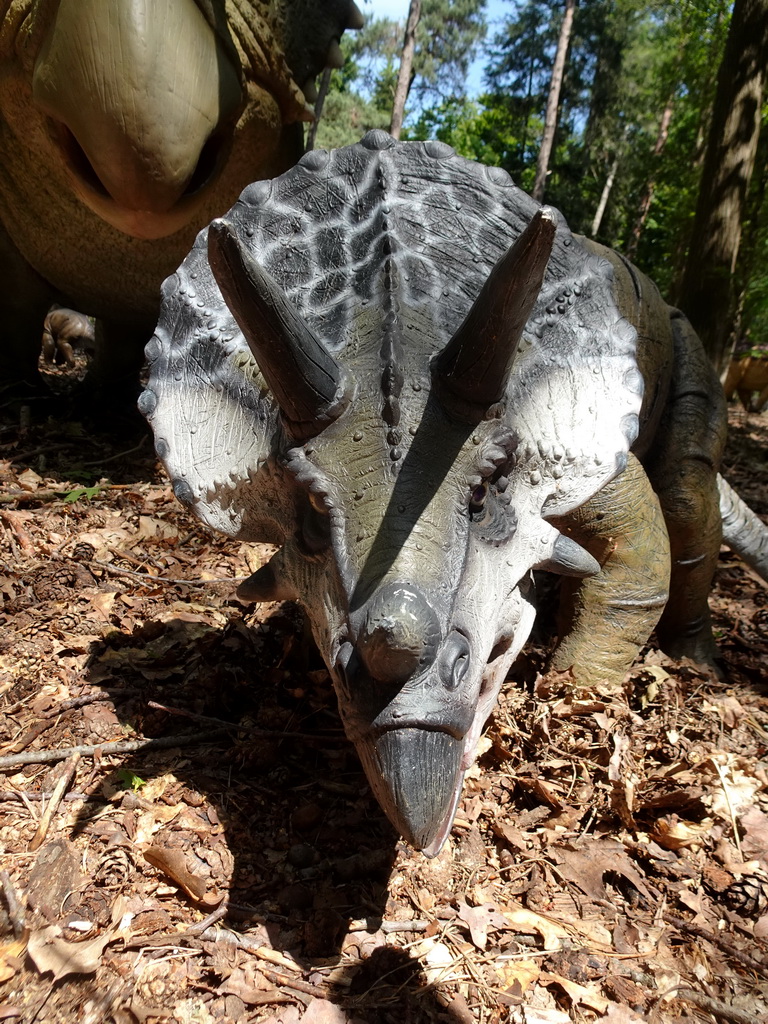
[356,728,465,856]
[32,0,241,238]
[335,613,477,856]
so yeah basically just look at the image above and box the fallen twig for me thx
[655,986,766,1024]
[91,558,245,589]
[81,437,148,467]
[347,918,432,934]
[263,970,329,999]
[3,719,56,755]
[663,913,768,978]
[43,688,134,716]
[0,870,26,937]
[185,901,230,937]
[0,790,89,802]
[147,701,343,741]
[28,752,80,851]
[0,509,34,553]
[434,990,476,1024]
[0,728,234,770]
[714,759,743,859]
[198,928,305,973]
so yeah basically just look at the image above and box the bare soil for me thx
[0,389,766,1024]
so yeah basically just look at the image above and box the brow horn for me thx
[208,218,346,436]
[435,207,557,413]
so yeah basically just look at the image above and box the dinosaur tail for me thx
[718,474,768,580]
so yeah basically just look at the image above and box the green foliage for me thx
[62,484,102,504]
[413,0,487,103]
[115,769,147,791]
[312,20,394,149]
[325,0,768,337]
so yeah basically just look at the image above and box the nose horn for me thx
[358,584,441,684]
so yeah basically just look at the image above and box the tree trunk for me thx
[305,68,332,151]
[625,98,674,260]
[677,0,768,375]
[390,0,422,140]
[591,151,620,237]
[532,0,577,202]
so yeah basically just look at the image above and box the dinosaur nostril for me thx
[439,632,471,691]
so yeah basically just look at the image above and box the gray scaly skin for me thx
[0,0,361,390]
[141,133,768,856]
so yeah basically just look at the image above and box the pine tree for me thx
[677,0,768,374]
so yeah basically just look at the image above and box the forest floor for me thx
[0,370,767,1024]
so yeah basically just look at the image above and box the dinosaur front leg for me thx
[644,312,727,667]
[550,453,671,685]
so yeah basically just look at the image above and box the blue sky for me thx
[362,0,509,96]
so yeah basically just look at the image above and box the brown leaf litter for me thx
[0,404,766,1023]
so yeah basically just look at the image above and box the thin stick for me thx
[147,702,342,741]
[199,928,304,973]
[347,918,431,934]
[81,437,148,467]
[663,913,768,978]
[184,901,230,937]
[91,559,246,589]
[28,752,80,852]
[43,689,134,716]
[263,970,329,999]
[0,728,234,771]
[0,489,63,505]
[0,870,26,937]
[714,759,743,859]
[0,791,88,803]
[656,986,766,1024]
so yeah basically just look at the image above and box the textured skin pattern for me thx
[143,133,767,851]
[145,134,641,536]
[0,0,359,385]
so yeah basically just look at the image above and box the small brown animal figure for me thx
[41,306,95,366]
[724,355,768,412]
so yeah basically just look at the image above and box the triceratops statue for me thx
[141,132,768,855]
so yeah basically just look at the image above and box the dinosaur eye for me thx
[298,491,331,556]
[308,491,328,514]
[469,483,489,517]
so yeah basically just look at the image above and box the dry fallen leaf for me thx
[0,937,27,983]
[650,816,713,850]
[143,845,219,906]
[540,972,610,1013]
[456,900,510,950]
[552,839,653,902]
[299,998,350,1023]
[26,925,112,980]
[500,905,571,951]
[16,468,43,491]
[411,937,461,985]
[137,515,180,541]
[75,527,132,561]
[494,957,540,998]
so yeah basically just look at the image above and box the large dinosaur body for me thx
[0,0,361,388]
[142,133,768,855]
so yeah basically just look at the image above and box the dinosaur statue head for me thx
[204,210,602,852]
[4,0,361,242]
[142,135,642,853]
